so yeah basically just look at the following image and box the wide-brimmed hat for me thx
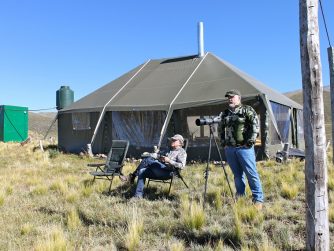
[170,134,184,145]
[225,89,241,97]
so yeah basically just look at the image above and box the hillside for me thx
[28,112,57,139]
[285,88,332,141]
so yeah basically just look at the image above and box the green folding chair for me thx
[89,140,129,193]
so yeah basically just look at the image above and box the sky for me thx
[0,1,333,111]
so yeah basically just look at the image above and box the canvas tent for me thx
[58,52,303,160]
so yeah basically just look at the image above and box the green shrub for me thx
[232,207,244,244]
[207,189,223,210]
[329,204,334,223]
[66,208,82,231]
[31,185,48,196]
[34,227,69,251]
[0,191,4,206]
[48,149,59,159]
[180,197,205,231]
[280,182,298,199]
[6,186,13,195]
[50,180,68,195]
[125,206,144,251]
[20,223,33,235]
[169,240,185,251]
[328,176,334,191]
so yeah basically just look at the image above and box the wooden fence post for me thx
[299,0,329,250]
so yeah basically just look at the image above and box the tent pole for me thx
[259,97,269,159]
[291,108,297,148]
[43,114,58,140]
[158,111,173,148]
[87,60,151,156]
[158,53,208,147]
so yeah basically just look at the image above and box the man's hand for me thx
[246,140,254,148]
[160,156,170,163]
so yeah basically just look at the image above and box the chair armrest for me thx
[87,163,105,167]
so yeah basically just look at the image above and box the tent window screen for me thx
[269,120,281,144]
[112,111,166,147]
[186,116,219,140]
[72,113,91,130]
[296,109,304,148]
[270,101,291,143]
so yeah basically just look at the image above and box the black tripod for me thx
[203,123,235,207]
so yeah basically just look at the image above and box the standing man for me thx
[220,89,264,209]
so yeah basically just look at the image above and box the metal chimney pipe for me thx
[198,22,204,57]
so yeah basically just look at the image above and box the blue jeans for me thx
[134,157,172,198]
[225,146,264,203]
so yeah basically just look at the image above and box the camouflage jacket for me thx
[220,104,259,147]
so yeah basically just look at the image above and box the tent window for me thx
[72,113,91,130]
[269,120,281,144]
[112,111,166,147]
[270,101,291,143]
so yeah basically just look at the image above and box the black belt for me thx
[227,143,244,147]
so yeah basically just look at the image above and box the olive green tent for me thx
[58,53,303,160]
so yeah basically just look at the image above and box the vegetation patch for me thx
[280,182,299,199]
[34,226,69,251]
[0,140,333,250]
[180,196,206,231]
[125,205,144,251]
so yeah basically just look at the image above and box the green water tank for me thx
[0,105,28,142]
[56,86,74,110]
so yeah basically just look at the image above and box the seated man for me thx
[129,134,187,198]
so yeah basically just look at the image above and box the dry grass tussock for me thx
[0,140,333,250]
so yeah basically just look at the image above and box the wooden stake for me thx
[299,0,329,250]
[39,140,44,152]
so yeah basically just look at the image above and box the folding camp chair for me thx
[275,142,305,163]
[275,143,290,163]
[89,140,129,193]
[146,139,189,195]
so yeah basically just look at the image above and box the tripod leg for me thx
[212,134,235,202]
[203,125,213,207]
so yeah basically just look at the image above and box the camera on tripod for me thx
[195,113,222,126]
[193,112,234,206]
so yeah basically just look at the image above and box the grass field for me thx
[0,139,333,250]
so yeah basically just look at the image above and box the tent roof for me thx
[59,52,302,113]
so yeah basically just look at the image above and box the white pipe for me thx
[198,22,204,57]
[88,60,151,149]
[158,52,209,147]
